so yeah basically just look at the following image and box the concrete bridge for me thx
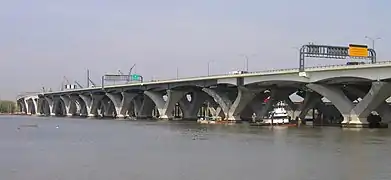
[16,61,391,128]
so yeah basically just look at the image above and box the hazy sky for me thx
[0,0,389,100]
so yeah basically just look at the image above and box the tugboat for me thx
[251,101,295,127]
[263,104,290,125]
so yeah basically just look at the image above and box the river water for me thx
[1,116,391,180]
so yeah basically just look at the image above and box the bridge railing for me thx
[16,92,42,99]
[148,60,391,83]
[249,60,391,74]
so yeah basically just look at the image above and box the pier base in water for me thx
[341,123,388,129]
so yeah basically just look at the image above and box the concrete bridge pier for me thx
[227,87,264,120]
[208,106,224,118]
[202,86,263,121]
[80,94,104,118]
[307,82,391,128]
[297,91,322,122]
[202,87,232,120]
[135,95,155,119]
[106,92,138,119]
[343,86,391,123]
[178,91,208,120]
[37,97,48,116]
[17,100,26,114]
[144,90,187,120]
[36,98,46,116]
[121,92,138,118]
[32,98,41,116]
[60,95,76,117]
[24,99,31,115]
[52,96,67,116]
[44,97,55,116]
[283,96,299,120]
[105,93,121,118]
[69,95,84,116]
[99,98,111,117]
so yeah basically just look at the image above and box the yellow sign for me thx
[349,44,368,57]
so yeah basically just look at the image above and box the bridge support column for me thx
[80,94,104,117]
[106,92,138,118]
[36,98,45,116]
[32,98,40,115]
[307,82,391,128]
[60,95,74,117]
[144,90,187,120]
[122,92,138,118]
[18,99,27,114]
[69,95,82,116]
[44,97,55,116]
[208,106,223,117]
[344,86,391,123]
[136,95,154,119]
[178,91,208,120]
[106,93,123,118]
[99,98,114,117]
[24,99,31,115]
[298,91,322,121]
[282,96,298,119]
[202,86,262,121]
[52,96,66,116]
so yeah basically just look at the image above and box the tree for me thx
[0,100,16,113]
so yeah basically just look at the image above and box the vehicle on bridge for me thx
[346,61,365,65]
[229,70,248,75]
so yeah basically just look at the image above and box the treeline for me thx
[0,100,16,113]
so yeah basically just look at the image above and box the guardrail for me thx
[16,92,41,100]
[148,60,391,82]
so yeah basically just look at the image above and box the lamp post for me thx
[243,55,249,72]
[239,54,256,72]
[207,60,214,76]
[365,36,381,50]
[176,67,179,79]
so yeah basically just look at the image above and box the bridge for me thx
[16,61,391,128]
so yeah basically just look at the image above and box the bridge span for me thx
[16,61,391,128]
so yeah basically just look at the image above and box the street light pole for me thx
[240,54,255,72]
[207,62,209,76]
[244,55,249,72]
[176,67,179,79]
[207,60,214,76]
[365,36,381,50]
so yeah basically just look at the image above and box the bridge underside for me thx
[18,79,391,128]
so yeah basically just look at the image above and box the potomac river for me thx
[1,116,391,180]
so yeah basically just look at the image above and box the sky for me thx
[0,0,389,100]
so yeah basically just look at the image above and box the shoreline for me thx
[0,113,25,115]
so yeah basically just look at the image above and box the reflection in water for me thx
[1,116,391,180]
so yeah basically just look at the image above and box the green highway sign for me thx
[131,74,141,81]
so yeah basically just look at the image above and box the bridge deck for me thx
[21,61,391,96]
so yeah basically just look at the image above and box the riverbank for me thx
[0,112,25,115]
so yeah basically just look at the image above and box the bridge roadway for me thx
[16,61,391,128]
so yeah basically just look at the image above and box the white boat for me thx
[262,101,291,125]
[197,117,216,124]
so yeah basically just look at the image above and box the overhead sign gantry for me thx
[298,44,376,72]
